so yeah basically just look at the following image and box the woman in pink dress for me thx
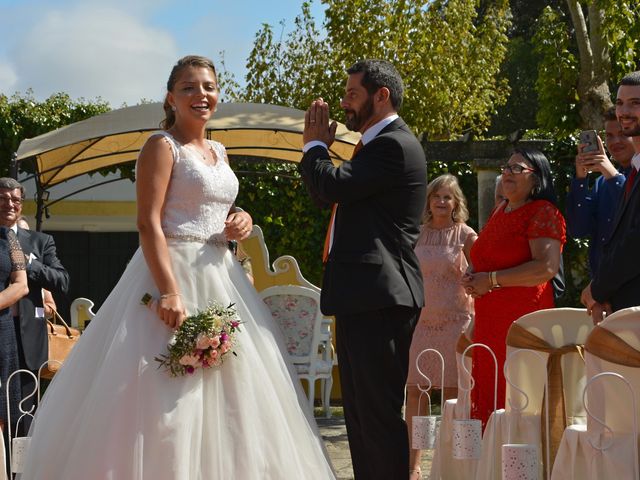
[406,174,477,480]
[462,148,566,427]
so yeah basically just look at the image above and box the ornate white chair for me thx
[69,297,96,330]
[429,321,479,479]
[242,226,336,411]
[552,306,640,480]
[258,285,333,417]
[476,307,593,480]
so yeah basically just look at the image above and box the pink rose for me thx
[220,343,231,354]
[179,353,200,367]
[196,334,210,350]
[209,335,221,349]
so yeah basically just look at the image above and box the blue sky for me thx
[0,0,326,106]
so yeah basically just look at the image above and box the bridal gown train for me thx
[19,132,336,480]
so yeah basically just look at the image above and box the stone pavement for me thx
[317,416,433,480]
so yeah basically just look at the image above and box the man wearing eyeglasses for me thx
[0,177,69,429]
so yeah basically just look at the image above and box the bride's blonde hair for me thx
[160,55,218,130]
[423,174,469,224]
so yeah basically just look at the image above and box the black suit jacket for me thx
[15,228,70,370]
[299,117,427,315]
[592,169,640,311]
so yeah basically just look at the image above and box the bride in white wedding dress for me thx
[19,55,336,480]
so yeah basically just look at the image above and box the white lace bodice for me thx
[152,132,238,242]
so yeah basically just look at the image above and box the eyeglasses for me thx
[501,164,535,175]
[0,196,23,206]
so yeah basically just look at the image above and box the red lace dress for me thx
[469,200,566,426]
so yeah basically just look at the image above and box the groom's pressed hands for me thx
[303,98,337,146]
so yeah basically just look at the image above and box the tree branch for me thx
[565,0,593,80]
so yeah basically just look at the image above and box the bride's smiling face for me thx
[167,66,219,123]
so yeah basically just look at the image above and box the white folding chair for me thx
[552,306,640,480]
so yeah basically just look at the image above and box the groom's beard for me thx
[344,96,374,132]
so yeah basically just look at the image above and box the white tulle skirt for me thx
[19,239,336,480]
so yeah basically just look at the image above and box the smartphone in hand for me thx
[579,130,599,153]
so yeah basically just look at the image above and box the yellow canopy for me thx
[16,102,360,189]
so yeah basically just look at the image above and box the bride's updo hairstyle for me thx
[161,55,218,130]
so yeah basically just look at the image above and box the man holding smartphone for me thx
[566,107,634,276]
[581,71,640,321]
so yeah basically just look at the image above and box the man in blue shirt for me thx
[566,108,635,275]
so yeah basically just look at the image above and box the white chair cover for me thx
[430,325,479,479]
[552,306,640,480]
[475,308,592,480]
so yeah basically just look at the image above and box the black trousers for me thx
[335,305,419,480]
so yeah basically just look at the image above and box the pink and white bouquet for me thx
[142,294,242,376]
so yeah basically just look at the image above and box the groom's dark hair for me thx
[347,59,404,111]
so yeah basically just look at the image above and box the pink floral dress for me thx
[407,222,476,388]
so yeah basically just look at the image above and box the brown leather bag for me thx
[41,310,80,379]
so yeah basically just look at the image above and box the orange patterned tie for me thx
[322,140,363,263]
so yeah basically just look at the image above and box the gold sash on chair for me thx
[585,325,640,367]
[505,324,585,473]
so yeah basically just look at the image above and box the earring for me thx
[171,105,176,112]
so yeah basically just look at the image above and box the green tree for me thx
[0,91,110,176]
[487,0,565,136]
[227,0,512,140]
[231,2,334,112]
[533,0,640,135]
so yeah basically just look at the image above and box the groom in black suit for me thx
[581,71,640,319]
[0,178,69,424]
[299,60,427,479]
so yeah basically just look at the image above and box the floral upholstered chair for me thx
[259,285,333,416]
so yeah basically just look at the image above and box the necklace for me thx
[188,143,215,164]
[168,128,215,164]
[504,199,530,212]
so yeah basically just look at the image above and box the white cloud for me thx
[9,5,178,106]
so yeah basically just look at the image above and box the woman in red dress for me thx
[461,148,566,426]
